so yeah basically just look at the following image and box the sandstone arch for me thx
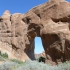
[0,0,70,65]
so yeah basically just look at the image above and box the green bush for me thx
[0,51,8,59]
[1,53,8,58]
[37,56,46,63]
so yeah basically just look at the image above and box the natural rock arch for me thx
[0,0,70,65]
[22,0,70,64]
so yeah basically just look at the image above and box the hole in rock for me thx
[34,37,44,54]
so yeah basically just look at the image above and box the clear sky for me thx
[0,0,70,54]
[0,0,47,16]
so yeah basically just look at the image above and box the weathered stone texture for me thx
[0,0,70,65]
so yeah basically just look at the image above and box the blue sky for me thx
[0,0,47,16]
[35,37,44,54]
[0,0,70,54]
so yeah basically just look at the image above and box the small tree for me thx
[37,56,46,63]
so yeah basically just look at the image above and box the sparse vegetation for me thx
[0,59,70,70]
[10,59,24,64]
[0,61,19,70]
[0,51,70,70]
[0,51,8,59]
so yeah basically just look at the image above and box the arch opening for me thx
[34,37,46,63]
[34,37,44,54]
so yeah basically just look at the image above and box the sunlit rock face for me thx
[0,0,70,65]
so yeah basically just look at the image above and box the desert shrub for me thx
[10,59,24,64]
[0,59,25,70]
[0,51,8,58]
[0,59,70,70]
[37,56,46,63]
[0,55,6,61]
[54,61,70,70]
[15,60,70,70]
[16,60,52,70]
[0,61,19,70]
[1,53,8,58]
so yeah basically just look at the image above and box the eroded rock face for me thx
[0,0,70,64]
[0,11,35,61]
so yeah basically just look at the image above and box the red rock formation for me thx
[35,52,46,59]
[0,0,70,65]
